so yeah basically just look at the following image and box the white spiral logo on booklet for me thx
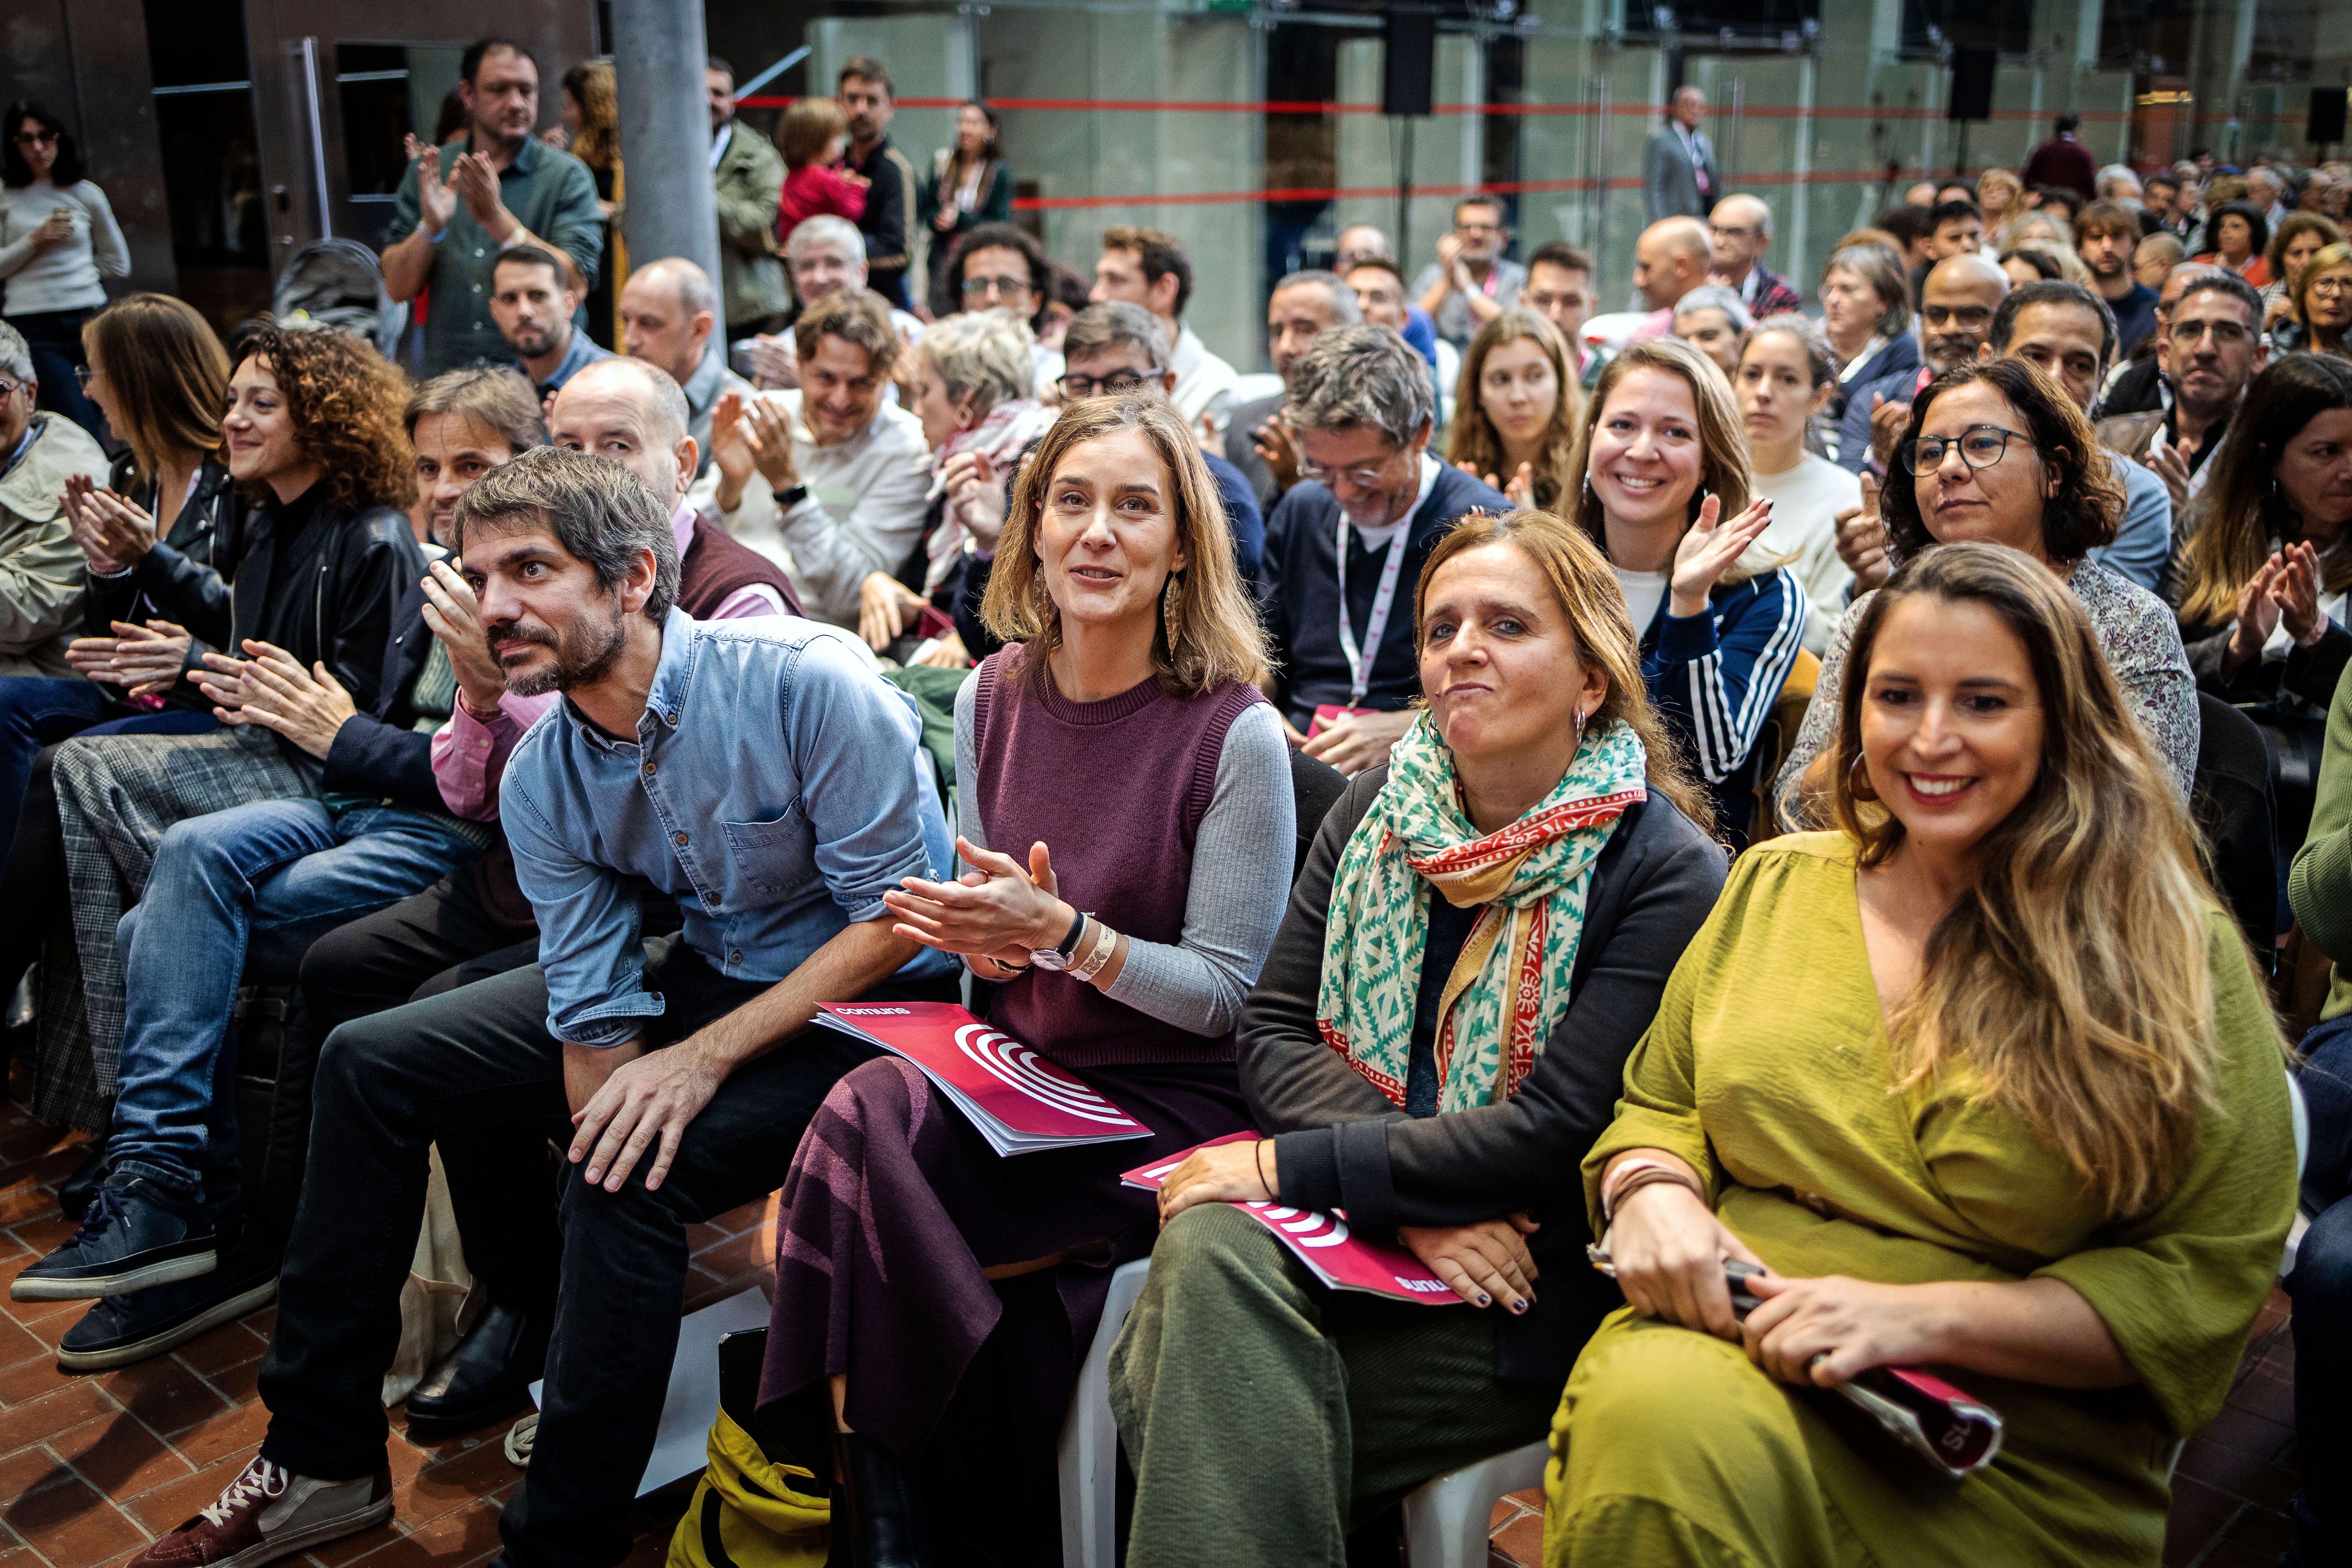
[1246,1203,1351,1247]
[955,1025,1138,1126]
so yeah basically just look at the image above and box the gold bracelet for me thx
[1071,916,1119,982]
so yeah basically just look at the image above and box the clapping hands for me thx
[1669,493,1775,617]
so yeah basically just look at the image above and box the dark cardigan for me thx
[1244,764,1727,1386]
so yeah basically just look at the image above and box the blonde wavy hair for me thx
[1567,336,1763,586]
[1446,308,1584,511]
[983,395,1269,699]
[1827,542,2260,1220]
[1415,509,1713,833]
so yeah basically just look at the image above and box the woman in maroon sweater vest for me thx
[759,396,1292,1561]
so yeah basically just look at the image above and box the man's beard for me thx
[509,323,558,357]
[489,602,630,697]
[1926,336,1979,373]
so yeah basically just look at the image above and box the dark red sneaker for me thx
[130,1455,392,1568]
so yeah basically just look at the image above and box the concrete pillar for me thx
[613,0,722,287]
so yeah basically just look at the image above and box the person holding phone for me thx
[1546,543,2294,1566]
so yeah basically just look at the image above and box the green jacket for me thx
[714,121,788,329]
[0,412,100,679]
[2294,659,2352,1020]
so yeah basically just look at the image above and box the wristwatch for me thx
[1029,909,1088,971]
[774,483,810,509]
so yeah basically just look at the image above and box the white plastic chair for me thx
[1058,1258,1152,1568]
[1401,1438,1551,1567]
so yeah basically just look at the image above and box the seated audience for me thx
[11,369,543,1365]
[761,393,1288,1561]
[1570,337,1804,845]
[1668,283,1750,378]
[488,243,610,399]
[138,445,956,1568]
[1445,307,1582,510]
[2076,200,2160,352]
[1778,358,2199,827]
[1346,254,1456,394]
[1978,167,2023,245]
[773,96,866,243]
[13,323,422,1138]
[1630,217,1713,336]
[1088,224,1239,429]
[1260,326,1507,776]
[2092,260,2222,419]
[2262,211,2346,337]
[1547,541,2294,1567]
[1520,240,1598,381]
[2196,199,2271,285]
[1708,194,1804,318]
[1921,197,1984,265]
[1226,270,1359,514]
[945,221,1059,389]
[291,355,802,1435]
[1997,243,2066,291]
[1110,509,1726,1566]
[620,255,747,473]
[700,289,932,620]
[1736,315,1862,654]
[2097,271,2264,512]
[1857,252,2012,471]
[2135,229,2186,290]
[1334,223,1441,362]
[2286,654,2352,1568]
[1413,197,1524,351]
[854,306,1051,655]
[1818,244,1919,471]
[0,299,217,864]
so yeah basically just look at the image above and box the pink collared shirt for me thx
[428,504,790,821]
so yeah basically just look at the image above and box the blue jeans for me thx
[2287,1013,2352,1566]
[105,798,484,1213]
[0,677,113,863]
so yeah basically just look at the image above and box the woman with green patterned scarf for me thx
[1107,510,1729,1567]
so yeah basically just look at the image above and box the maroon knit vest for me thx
[679,515,805,618]
[973,644,1262,1068]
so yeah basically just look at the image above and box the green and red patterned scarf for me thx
[1316,713,1648,1111]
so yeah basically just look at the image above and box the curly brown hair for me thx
[235,324,417,512]
[1881,359,2120,566]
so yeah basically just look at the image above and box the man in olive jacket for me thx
[709,59,789,336]
[0,324,101,679]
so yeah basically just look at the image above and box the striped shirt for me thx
[1639,566,1809,849]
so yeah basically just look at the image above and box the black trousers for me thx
[298,873,680,1319]
[260,933,953,1568]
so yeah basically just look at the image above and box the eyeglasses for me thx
[2170,316,2255,343]
[2312,276,2352,300]
[1899,424,2033,477]
[1920,304,1994,330]
[1057,370,1160,399]
[74,365,102,390]
[962,274,1032,301]
[12,130,57,147]
[1296,453,1400,489]
[0,381,19,400]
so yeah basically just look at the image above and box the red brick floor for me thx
[0,1065,758,1568]
[0,1062,2309,1568]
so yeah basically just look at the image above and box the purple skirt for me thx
[757,1051,1247,1461]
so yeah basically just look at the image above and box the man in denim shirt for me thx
[145,447,956,1568]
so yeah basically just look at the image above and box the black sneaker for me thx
[58,1256,277,1372]
[11,1175,216,1302]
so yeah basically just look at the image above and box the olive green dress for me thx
[1544,833,2296,1568]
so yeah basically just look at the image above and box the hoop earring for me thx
[1846,754,1878,803]
[1161,571,1185,651]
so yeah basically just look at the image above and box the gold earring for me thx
[1846,754,1878,802]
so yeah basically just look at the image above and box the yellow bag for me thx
[666,1330,830,1568]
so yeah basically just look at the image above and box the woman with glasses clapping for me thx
[1776,358,2198,828]
[0,102,128,440]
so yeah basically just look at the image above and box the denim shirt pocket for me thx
[720,806,810,902]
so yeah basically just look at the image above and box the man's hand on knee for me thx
[568,1039,723,1194]
[562,1039,643,1119]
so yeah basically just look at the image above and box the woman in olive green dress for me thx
[1545,542,2297,1567]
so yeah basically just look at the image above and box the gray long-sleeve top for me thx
[954,670,1294,1036]
[1240,764,1727,1385]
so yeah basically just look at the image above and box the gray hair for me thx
[449,444,680,621]
[1672,284,1754,332]
[568,356,693,449]
[785,215,866,264]
[1823,244,1914,339]
[920,308,1036,414]
[1715,192,1772,241]
[0,322,32,385]
[1061,301,1170,369]
[1284,324,1435,448]
[637,256,719,321]
[1272,270,1364,326]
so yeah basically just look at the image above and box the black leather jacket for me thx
[85,455,251,706]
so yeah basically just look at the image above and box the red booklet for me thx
[815,1002,1152,1156]
[1122,1135,1460,1306]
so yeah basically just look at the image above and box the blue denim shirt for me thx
[501,607,953,1047]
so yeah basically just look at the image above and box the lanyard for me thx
[1335,516,1413,706]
